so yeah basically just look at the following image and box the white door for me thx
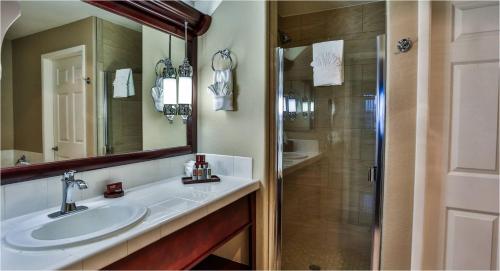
[444,1,499,269]
[53,55,86,160]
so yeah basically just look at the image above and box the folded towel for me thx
[113,68,135,98]
[208,68,234,111]
[310,40,344,86]
[212,69,233,96]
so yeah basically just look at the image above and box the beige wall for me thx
[10,17,95,154]
[381,1,418,269]
[1,39,14,150]
[197,1,267,267]
[142,25,186,150]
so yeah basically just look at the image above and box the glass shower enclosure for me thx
[275,34,386,270]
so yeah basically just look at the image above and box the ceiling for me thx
[182,0,223,15]
[278,1,375,17]
[5,1,141,40]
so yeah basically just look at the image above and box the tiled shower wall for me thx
[280,0,385,227]
[280,2,386,269]
[97,18,143,155]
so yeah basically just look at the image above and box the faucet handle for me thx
[63,170,77,180]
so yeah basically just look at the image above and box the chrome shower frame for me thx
[371,33,387,270]
[273,47,285,270]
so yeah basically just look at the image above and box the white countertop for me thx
[1,175,260,270]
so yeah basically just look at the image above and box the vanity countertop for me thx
[1,175,260,270]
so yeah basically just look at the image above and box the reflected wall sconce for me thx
[178,21,193,123]
[286,93,297,121]
[301,98,309,118]
[153,22,193,124]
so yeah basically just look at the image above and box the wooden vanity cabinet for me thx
[104,193,256,270]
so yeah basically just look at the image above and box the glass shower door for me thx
[276,34,385,270]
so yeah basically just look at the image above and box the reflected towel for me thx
[310,40,344,86]
[113,68,135,97]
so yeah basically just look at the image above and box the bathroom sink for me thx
[283,152,308,160]
[5,204,147,250]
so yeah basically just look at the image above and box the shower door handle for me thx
[368,166,377,183]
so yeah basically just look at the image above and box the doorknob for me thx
[52,146,59,151]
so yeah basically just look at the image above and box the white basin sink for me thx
[283,152,308,160]
[5,204,147,250]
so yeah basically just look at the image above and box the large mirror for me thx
[1,1,196,170]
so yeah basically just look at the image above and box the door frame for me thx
[41,45,86,162]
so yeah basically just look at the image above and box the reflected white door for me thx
[53,55,86,160]
[444,1,499,269]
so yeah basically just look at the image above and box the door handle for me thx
[368,166,377,183]
[52,146,59,151]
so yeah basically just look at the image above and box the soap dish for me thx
[104,182,124,198]
[182,175,221,185]
[104,190,124,198]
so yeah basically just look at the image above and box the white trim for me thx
[411,1,431,269]
[41,45,86,162]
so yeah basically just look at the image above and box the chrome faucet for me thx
[48,170,88,218]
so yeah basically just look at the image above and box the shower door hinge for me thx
[368,166,377,183]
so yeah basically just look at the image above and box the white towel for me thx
[113,68,135,98]
[208,69,234,111]
[310,40,344,86]
[212,69,233,96]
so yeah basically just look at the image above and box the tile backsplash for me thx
[1,153,253,220]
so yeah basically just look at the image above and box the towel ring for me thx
[211,49,233,71]
[155,59,165,77]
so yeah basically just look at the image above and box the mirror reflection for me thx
[1,1,190,168]
[283,46,315,131]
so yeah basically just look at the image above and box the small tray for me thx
[182,175,220,184]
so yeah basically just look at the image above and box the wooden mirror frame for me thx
[1,0,211,185]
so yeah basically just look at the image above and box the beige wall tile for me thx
[325,5,363,36]
[362,2,386,33]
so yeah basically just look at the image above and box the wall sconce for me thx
[286,93,297,121]
[301,98,309,118]
[162,35,178,123]
[178,21,193,123]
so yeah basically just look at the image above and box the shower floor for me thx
[282,161,373,270]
